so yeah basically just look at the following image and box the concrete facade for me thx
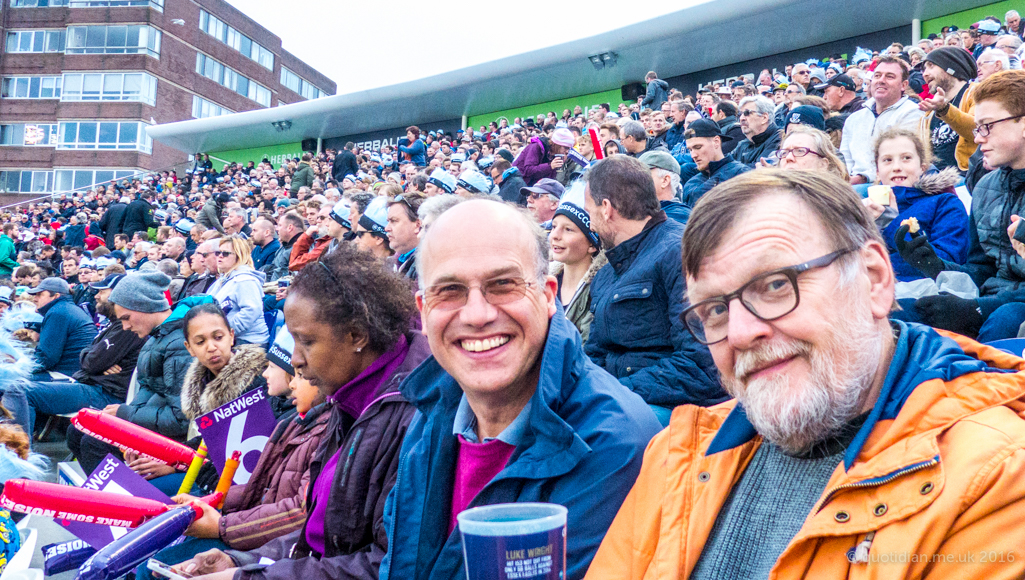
[0,0,335,196]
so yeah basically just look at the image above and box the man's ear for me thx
[600,198,615,222]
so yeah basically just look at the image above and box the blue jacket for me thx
[664,122,686,152]
[380,312,662,580]
[584,214,726,407]
[660,199,690,225]
[681,156,750,208]
[251,238,281,274]
[63,224,86,248]
[881,169,970,282]
[398,138,427,167]
[35,295,97,375]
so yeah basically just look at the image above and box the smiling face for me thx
[876,136,926,186]
[869,62,908,110]
[686,192,892,454]
[548,215,593,266]
[184,312,235,375]
[417,201,557,403]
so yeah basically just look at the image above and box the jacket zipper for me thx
[813,456,939,514]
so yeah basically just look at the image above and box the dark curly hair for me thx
[290,244,416,353]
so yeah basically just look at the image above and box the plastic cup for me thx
[457,502,567,580]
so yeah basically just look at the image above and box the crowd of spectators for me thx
[1,11,1025,580]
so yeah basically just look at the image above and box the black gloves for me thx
[915,294,984,337]
[894,224,947,280]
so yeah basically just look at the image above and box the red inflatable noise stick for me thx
[589,126,604,160]
[0,479,169,528]
[72,409,197,469]
[0,479,226,530]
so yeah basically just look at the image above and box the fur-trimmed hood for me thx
[549,251,608,289]
[181,343,267,420]
[913,166,961,195]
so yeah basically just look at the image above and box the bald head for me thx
[418,199,549,290]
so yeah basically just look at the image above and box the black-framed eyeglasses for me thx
[214,250,233,258]
[423,277,536,311]
[682,248,856,345]
[973,115,1025,138]
[740,110,763,117]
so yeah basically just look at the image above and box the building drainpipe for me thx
[912,18,921,45]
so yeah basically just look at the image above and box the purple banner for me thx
[60,455,172,549]
[196,388,276,485]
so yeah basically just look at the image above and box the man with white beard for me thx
[585,170,1025,580]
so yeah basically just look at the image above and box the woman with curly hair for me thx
[172,243,430,580]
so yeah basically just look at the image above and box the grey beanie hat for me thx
[109,271,172,313]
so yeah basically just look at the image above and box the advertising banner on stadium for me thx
[324,119,463,154]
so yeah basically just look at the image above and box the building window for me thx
[196,53,271,107]
[5,30,66,53]
[198,9,274,70]
[280,67,325,100]
[11,0,69,6]
[66,25,161,58]
[1,76,62,99]
[68,0,163,8]
[58,121,152,152]
[192,95,233,119]
[0,124,59,146]
[62,72,157,105]
[54,168,139,193]
[0,170,54,194]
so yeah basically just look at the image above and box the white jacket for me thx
[205,266,269,345]
[840,96,924,182]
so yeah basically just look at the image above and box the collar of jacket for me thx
[181,343,266,420]
[747,124,780,146]
[37,294,69,316]
[605,212,668,275]
[703,155,735,177]
[717,115,738,128]
[869,96,909,117]
[705,321,1012,470]
[399,307,593,481]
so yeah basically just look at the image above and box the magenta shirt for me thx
[449,435,517,535]
[304,336,410,555]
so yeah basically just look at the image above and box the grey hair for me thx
[1007,9,1020,19]
[226,206,247,221]
[156,258,179,278]
[417,194,465,223]
[620,120,647,141]
[998,34,1022,50]
[653,167,681,192]
[134,241,152,252]
[980,47,1010,70]
[787,84,807,95]
[417,199,549,291]
[739,95,777,116]
[908,47,927,61]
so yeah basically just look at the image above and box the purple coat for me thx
[513,137,557,186]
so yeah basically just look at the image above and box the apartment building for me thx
[0,0,335,196]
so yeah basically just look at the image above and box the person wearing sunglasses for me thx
[205,236,269,345]
[895,70,1025,341]
[353,196,393,260]
[588,169,1025,580]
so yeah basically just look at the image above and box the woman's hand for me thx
[172,494,222,539]
[172,549,235,577]
[124,450,176,479]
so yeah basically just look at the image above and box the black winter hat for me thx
[924,47,978,82]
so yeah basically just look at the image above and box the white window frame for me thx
[61,71,157,105]
[58,121,152,153]
[69,0,163,9]
[198,9,274,70]
[280,67,324,100]
[0,170,55,194]
[65,25,161,58]
[196,52,271,107]
[11,0,70,6]
[54,168,140,194]
[0,124,59,146]
[1,76,63,99]
[5,29,66,53]
[191,95,233,119]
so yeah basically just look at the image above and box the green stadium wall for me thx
[922,0,1018,37]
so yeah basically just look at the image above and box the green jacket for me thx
[290,162,314,194]
[551,252,606,344]
[0,234,18,277]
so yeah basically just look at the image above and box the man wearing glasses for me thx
[894,70,1025,342]
[587,170,1025,580]
[381,199,661,580]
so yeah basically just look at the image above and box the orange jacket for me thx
[587,325,1025,580]
[288,232,330,272]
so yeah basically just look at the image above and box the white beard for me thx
[723,299,883,455]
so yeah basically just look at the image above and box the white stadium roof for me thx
[148,0,990,153]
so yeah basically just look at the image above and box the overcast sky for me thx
[224,0,680,94]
